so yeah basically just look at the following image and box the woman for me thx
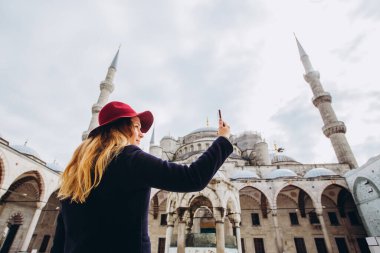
[51,101,232,253]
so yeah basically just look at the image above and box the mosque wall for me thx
[0,139,60,253]
[345,155,380,239]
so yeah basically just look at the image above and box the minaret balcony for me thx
[92,104,102,113]
[312,92,332,107]
[322,121,346,137]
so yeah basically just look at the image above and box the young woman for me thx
[51,101,232,253]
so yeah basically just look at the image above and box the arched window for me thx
[197,143,201,151]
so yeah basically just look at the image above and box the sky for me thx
[1,0,380,170]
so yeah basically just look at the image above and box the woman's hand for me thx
[217,119,230,139]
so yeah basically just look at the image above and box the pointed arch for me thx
[276,184,315,218]
[223,190,240,214]
[239,186,269,218]
[189,196,214,218]
[236,183,273,207]
[150,190,169,219]
[274,181,317,207]
[179,187,221,208]
[0,150,6,188]
[0,170,45,204]
[318,180,349,203]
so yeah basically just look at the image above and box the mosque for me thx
[0,38,379,253]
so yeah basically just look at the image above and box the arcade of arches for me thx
[148,181,369,253]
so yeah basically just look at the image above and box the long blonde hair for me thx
[58,118,133,203]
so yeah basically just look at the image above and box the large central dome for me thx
[183,127,218,144]
[189,127,218,135]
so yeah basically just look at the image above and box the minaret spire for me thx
[294,34,314,74]
[150,127,155,145]
[110,45,120,70]
[295,37,358,168]
[82,48,119,140]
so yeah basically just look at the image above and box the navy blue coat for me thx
[50,136,232,253]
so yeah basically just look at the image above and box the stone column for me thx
[272,209,283,253]
[176,208,187,253]
[214,207,225,253]
[235,223,242,253]
[164,213,176,253]
[192,217,200,233]
[229,213,242,253]
[20,202,43,251]
[185,216,193,234]
[225,217,233,236]
[316,207,333,253]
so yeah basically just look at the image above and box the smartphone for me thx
[218,109,225,126]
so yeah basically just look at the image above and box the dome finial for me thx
[206,117,209,127]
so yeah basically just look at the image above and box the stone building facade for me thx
[146,128,369,253]
[0,136,61,253]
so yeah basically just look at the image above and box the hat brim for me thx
[88,110,154,138]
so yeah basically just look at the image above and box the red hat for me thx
[88,101,154,137]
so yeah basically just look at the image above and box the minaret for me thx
[82,48,120,140]
[150,127,155,145]
[149,127,163,158]
[295,36,358,168]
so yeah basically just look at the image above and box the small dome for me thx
[189,127,218,134]
[161,135,176,140]
[270,153,299,164]
[11,144,41,159]
[304,168,337,178]
[266,169,297,179]
[230,170,260,180]
[47,162,64,172]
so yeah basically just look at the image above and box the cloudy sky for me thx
[1,0,379,170]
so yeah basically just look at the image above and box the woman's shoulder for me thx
[122,144,141,152]
[119,144,145,158]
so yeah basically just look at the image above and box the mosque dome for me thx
[183,127,218,144]
[266,169,298,179]
[233,131,263,150]
[47,162,64,172]
[11,144,41,159]
[189,127,218,135]
[161,135,176,140]
[230,170,260,180]
[304,168,337,178]
[270,153,299,164]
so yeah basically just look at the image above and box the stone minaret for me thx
[82,48,120,140]
[149,128,163,158]
[295,37,358,168]
[150,127,155,145]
